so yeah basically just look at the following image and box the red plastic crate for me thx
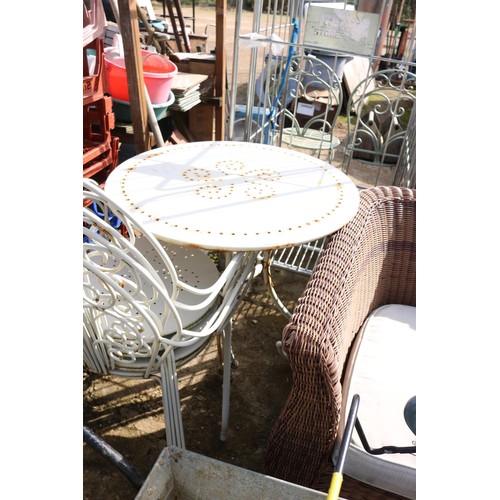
[84,37,107,105]
[83,95,118,170]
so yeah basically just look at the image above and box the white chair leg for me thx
[159,353,185,448]
[220,322,233,441]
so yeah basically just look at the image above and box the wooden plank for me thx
[117,0,150,152]
[168,129,189,144]
[188,103,215,141]
[171,72,208,92]
[342,56,375,109]
[173,0,192,52]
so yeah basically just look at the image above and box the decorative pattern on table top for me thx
[109,142,358,249]
[182,159,282,201]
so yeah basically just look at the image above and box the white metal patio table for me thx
[105,140,360,324]
[104,140,359,440]
[104,141,359,252]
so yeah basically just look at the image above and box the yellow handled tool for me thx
[327,394,360,500]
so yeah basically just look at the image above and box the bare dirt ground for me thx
[83,266,307,499]
[83,5,396,498]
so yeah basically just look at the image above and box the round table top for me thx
[105,141,359,251]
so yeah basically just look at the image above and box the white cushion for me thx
[342,304,416,499]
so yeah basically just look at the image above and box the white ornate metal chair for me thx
[83,178,256,447]
[267,53,343,164]
[258,52,344,317]
[264,68,416,318]
[342,68,417,184]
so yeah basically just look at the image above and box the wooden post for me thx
[358,0,393,72]
[117,0,150,152]
[173,0,192,52]
[164,0,184,52]
[214,0,226,140]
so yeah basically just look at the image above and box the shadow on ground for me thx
[83,270,308,500]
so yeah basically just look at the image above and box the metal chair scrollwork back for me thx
[257,53,345,317]
[342,68,416,185]
[83,178,256,447]
[265,53,343,164]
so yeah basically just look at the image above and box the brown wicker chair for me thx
[264,186,416,499]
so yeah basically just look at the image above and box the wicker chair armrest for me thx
[264,186,416,490]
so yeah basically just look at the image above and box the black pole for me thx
[335,394,360,474]
[83,425,145,491]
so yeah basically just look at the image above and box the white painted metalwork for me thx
[227,0,416,318]
[104,141,359,252]
[341,67,416,187]
[104,139,359,351]
[391,101,416,189]
[268,53,344,163]
[83,178,256,445]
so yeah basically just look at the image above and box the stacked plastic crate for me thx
[83,0,120,186]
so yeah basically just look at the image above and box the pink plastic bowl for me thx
[104,48,177,104]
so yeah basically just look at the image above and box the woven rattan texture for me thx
[264,186,416,499]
